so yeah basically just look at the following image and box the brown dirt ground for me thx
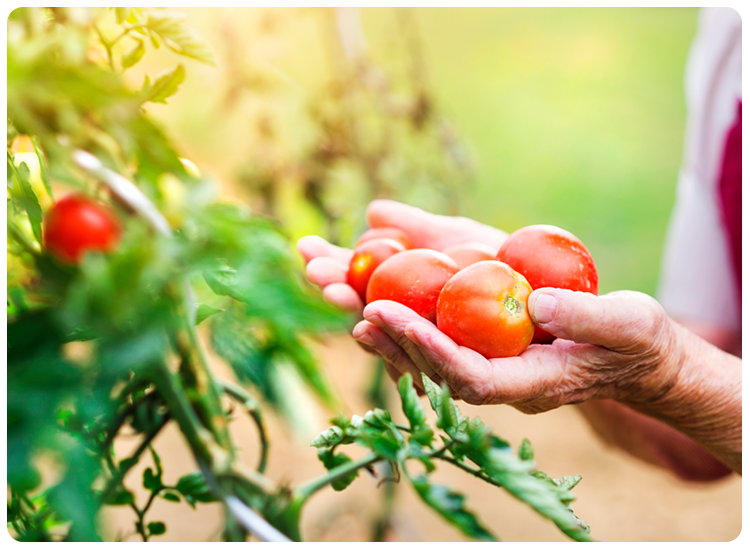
[102,335,741,542]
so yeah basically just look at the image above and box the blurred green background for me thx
[143,7,698,296]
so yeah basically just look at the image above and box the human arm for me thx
[297,200,741,477]
[354,288,741,476]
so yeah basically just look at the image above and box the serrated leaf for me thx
[436,383,460,436]
[318,449,358,491]
[310,425,343,449]
[422,373,441,412]
[554,475,582,492]
[397,374,434,446]
[122,38,146,69]
[175,471,217,507]
[409,474,496,541]
[146,10,215,65]
[398,373,426,428]
[143,65,185,104]
[195,303,224,325]
[477,449,594,541]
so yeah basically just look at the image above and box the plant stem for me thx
[218,380,269,473]
[99,413,170,505]
[150,361,216,467]
[170,282,233,456]
[94,25,115,71]
[434,455,499,486]
[293,453,382,504]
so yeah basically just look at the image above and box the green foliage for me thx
[310,373,594,542]
[7,7,596,543]
[6,7,346,542]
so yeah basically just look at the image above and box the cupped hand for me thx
[352,287,685,414]
[296,199,507,313]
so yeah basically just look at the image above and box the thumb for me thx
[528,288,667,353]
[365,199,506,250]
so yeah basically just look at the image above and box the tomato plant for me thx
[437,261,534,358]
[356,227,414,250]
[496,225,598,343]
[442,242,497,269]
[366,249,459,323]
[6,7,594,544]
[43,193,122,264]
[347,238,406,301]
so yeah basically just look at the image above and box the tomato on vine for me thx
[43,193,122,264]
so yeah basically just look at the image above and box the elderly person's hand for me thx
[297,199,508,313]
[298,200,741,478]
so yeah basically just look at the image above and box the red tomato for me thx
[442,242,498,270]
[437,261,534,358]
[366,249,458,323]
[347,238,406,301]
[43,193,122,264]
[356,227,413,250]
[496,225,598,343]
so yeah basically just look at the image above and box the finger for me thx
[406,321,612,409]
[528,288,668,353]
[362,300,441,383]
[352,320,425,386]
[297,235,353,265]
[306,257,348,287]
[402,321,498,403]
[322,283,363,312]
[365,199,507,250]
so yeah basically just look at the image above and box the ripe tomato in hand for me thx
[43,193,122,264]
[356,227,414,250]
[347,238,406,302]
[366,249,458,323]
[437,261,534,358]
[496,225,598,343]
[442,242,497,270]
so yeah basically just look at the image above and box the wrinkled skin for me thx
[298,200,741,478]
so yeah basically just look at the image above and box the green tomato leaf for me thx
[147,521,166,536]
[175,471,217,506]
[397,374,434,446]
[122,38,146,69]
[318,449,359,491]
[104,486,134,506]
[160,490,181,503]
[518,438,534,461]
[409,473,496,541]
[143,65,185,104]
[145,10,215,65]
[142,467,162,492]
[195,303,224,325]
[7,153,43,246]
[436,382,461,436]
[310,425,344,450]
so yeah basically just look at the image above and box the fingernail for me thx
[354,331,375,347]
[533,293,558,324]
[363,311,384,328]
